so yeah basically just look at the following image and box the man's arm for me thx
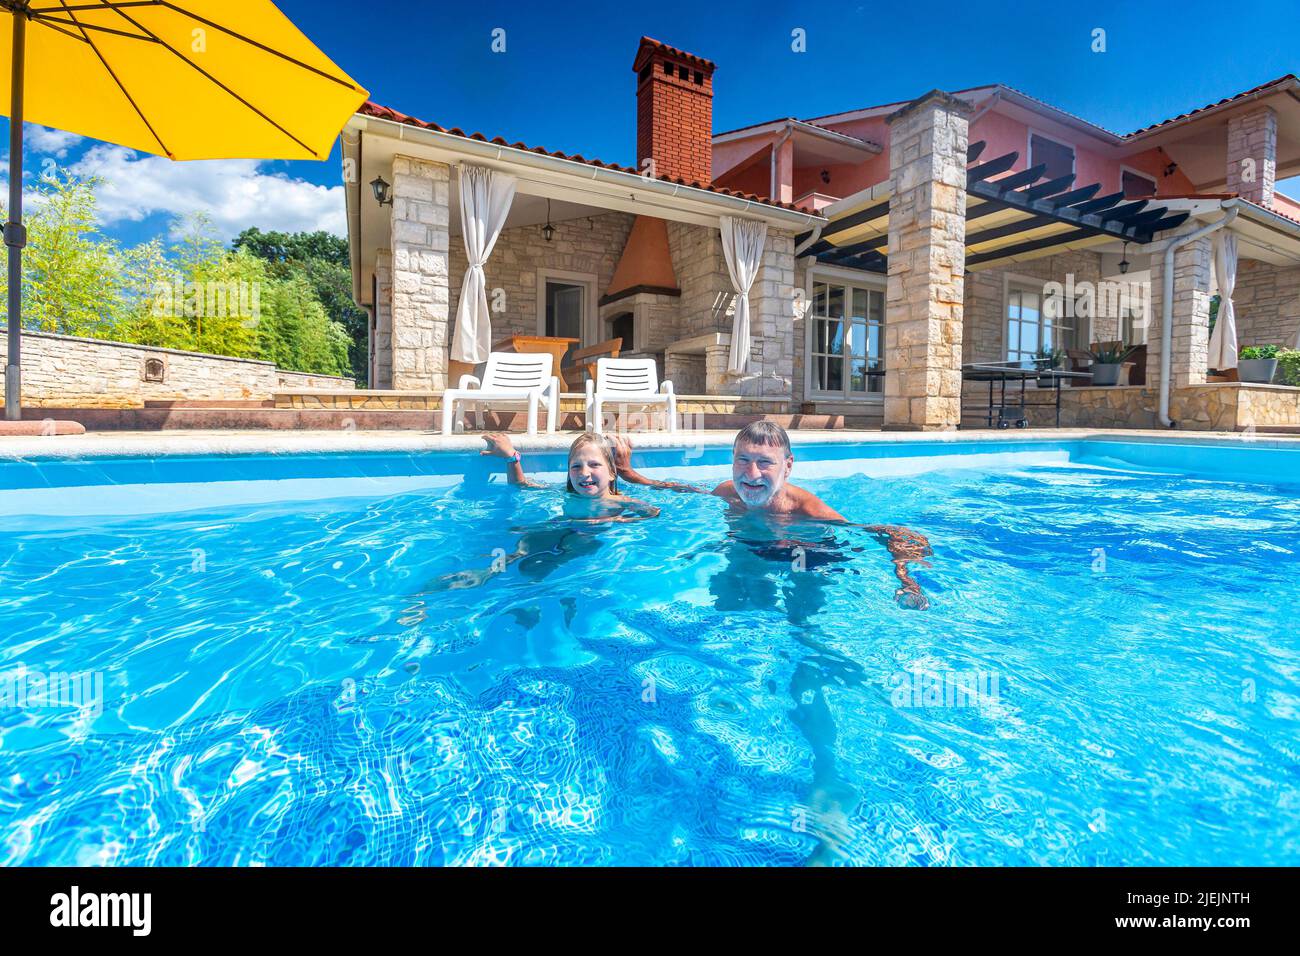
[610,436,710,494]
[793,488,933,611]
[856,524,932,611]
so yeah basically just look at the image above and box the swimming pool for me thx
[1,436,1297,865]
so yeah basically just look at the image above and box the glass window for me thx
[810,279,884,398]
[1007,284,1084,364]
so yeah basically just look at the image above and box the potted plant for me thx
[1087,343,1136,386]
[1238,345,1280,384]
[1034,346,1066,388]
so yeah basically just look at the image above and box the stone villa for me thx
[340,37,1300,431]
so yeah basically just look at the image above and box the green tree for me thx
[234,226,368,382]
[255,273,350,376]
[4,174,357,381]
[1,171,129,338]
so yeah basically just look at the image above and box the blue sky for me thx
[7,0,1299,249]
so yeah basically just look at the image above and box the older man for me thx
[612,421,933,609]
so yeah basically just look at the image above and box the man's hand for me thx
[608,434,707,493]
[609,434,634,474]
[859,524,933,611]
[481,433,517,459]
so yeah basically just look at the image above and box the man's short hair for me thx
[733,421,792,457]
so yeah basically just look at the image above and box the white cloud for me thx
[25,125,82,159]
[66,143,346,240]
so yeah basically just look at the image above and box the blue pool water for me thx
[1,439,1297,865]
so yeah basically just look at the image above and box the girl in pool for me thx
[426,432,659,592]
[479,432,660,522]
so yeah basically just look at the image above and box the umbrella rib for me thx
[29,16,91,43]
[31,14,157,42]
[160,2,365,94]
[100,1,321,157]
[32,2,161,10]
[46,0,173,157]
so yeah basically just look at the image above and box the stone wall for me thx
[1232,258,1300,349]
[1014,382,1300,430]
[963,251,1113,364]
[666,220,729,340]
[449,211,634,345]
[0,328,354,409]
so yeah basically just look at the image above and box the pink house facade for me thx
[342,39,1300,431]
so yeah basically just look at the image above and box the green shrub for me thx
[1239,344,1280,361]
[1276,349,1300,387]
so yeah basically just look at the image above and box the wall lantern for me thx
[370,175,393,207]
[542,199,555,242]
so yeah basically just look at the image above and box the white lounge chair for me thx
[585,357,676,433]
[440,352,559,436]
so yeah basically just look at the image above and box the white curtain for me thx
[719,215,768,374]
[1208,231,1239,371]
[451,164,517,364]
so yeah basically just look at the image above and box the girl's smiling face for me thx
[568,442,615,498]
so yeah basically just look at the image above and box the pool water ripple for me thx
[0,459,1297,865]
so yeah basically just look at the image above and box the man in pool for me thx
[610,421,933,610]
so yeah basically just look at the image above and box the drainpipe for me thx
[1157,204,1238,427]
[770,122,794,205]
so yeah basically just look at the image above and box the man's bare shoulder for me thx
[711,480,740,501]
[787,483,846,521]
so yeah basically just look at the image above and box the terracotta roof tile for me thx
[1126,74,1298,136]
[358,101,814,213]
[720,75,1298,146]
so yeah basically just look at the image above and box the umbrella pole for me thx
[4,9,24,421]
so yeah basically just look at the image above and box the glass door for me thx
[810,279,884,399]
[545,280,584,365]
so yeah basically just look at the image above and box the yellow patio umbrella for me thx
[1,0,368,419]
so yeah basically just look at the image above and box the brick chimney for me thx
[633,36,715,185]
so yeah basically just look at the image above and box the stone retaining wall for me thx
[1012,382,1300,430]
[1233,259,1300,349]
[0,328,354,409]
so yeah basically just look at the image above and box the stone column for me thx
[1226,107,1277,208]
[1147,235,1213,390]
[389,155,451,391]
[746,230,796,398]
[883,90,970,430]
[373,249,393,389]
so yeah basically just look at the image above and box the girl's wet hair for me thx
[566,432,619,495]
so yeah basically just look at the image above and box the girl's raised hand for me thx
[481,433,517,458]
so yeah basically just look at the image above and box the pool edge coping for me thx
[0,427,1298,462]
